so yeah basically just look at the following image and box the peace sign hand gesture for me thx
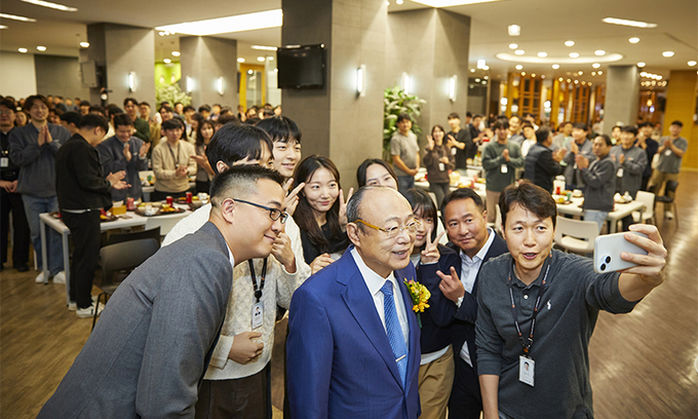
[420,228,445,264]
[283,178,305,217]
[436,266,465,303]
[338,187,354,229]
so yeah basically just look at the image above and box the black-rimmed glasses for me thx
[235,199,288,224]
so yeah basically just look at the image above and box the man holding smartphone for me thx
[475,181,666,419]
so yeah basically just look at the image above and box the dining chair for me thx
[632,191,656,225]
[655,180,679,227]
[554,216,599,255]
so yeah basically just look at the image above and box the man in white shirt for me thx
[435,188,508,419]
[287,186,422,418]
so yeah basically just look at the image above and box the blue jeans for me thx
[21,194,64,275]
[583,210,608,233]
[397,175,415,197]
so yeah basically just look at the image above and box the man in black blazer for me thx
[433,188,508,419]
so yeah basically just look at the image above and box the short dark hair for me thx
[159,104,173,113]
[23,95,49,112]
[442,187,485,214]
[0,99,16,111]
[215,114,240,127]
[405,188,438,243]
[139,101,151,108]
[183,105,195,113]
[255,116,301,144]
[123,97,138,107]
[356,158,398,187]
[670,120,683,127]
[499,181,557,229]
[106,104,124,118]
[572,122,588,131]
[612,124,622,132]
[59,111,81,126]
[493,119,509,130]
[113,113,134,129]
[210,164,285,208]
[161,118,183,131]
[198,105,211,113]
[473,114,483,119]
[621,125,638,135]
[447,112,460,120]
[78,113,109,132]
[79,100,91,107]
[397,113,411,123]
[89,105,106,116]
[206,124,273,174]
[595,134,613,147]
[466,111,473,118]
[535,127,552,144]
[522,121,534,130]
[638,121,653,129]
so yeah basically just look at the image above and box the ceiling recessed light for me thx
[564,40,575,47]
[594,50,606,56]
[637,61,646,68]
[688,60,697,67]
[163,58,172,64]
[508,24,521,36]
[521,72,526,76]
[155,9,282,36]
[411,0,506,5]
[0,12,37,22]
[79,41,89,48]
[237,57,245,63]
[592,63,601,69]
[514,49,525,55]
[574,79,579,84]
[18,47,28,53]
[598,71,603,75]
[552,64,560,69]
[508,43,518,49]
[20,0,77,12]
[569,52,580,58]
[628,37,640,44]
[171,51,181,57]
[537,52,548,58]
[0,25,7,29]
[251,45,278,51]
[470,68,475,73]
[591,71,596,76]
[257,56,265,62]
[558,77,563,82]
[396,0,404,4]
[36,45,47,52]
[662,51,675,57]
[515,64,523,70]
[482,65,489,70]
[577,71,583,75]
[602,17,657,28]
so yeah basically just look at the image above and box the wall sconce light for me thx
[401,72,412,95]
[127,71,137,93]
[186,76,195,93]
[448,75,457,102]
[356,65,366,97]
[215,77,224,95]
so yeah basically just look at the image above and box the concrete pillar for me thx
[603,65,639,133]
[386,9,470,144]
[86,23,155,107]
[663,70,698,168]
[179,36,237,108]
[281,0,387,189]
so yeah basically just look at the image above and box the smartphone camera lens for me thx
[600,263,606,271]
[605,256,611,263]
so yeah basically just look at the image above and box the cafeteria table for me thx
[39,207,190,305]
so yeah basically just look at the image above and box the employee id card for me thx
[0,157,8,168]
[439,162,446,171]
[665,149,672,156]
[519,355,535,387]
[616,167,624,177]
[501,164,508,174]
[251,302,264,329]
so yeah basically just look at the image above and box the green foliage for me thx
[383,87,426,156]
[155,83,192,107]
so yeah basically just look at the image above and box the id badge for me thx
[251,302,264,329]
[451,147,457,156]
[439,162,446,171]
[519,355,535,387]
[616,167,623,177]
[0,157,8,168]
[664,149,672,156]
[500,164,508,174]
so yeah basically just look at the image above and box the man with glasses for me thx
[287,186,422,418]
[40,165,287,417]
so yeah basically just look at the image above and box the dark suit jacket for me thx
[39,222,233,419]
[287,247,421,419]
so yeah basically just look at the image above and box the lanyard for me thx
[248,258,267,303]
[167,141,180,167]
[507,255,552,355]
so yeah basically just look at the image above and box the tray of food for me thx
[135,203,186,217]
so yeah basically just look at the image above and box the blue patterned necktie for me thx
[381,280,408,387]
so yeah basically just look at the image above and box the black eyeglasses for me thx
[235,199,288,224]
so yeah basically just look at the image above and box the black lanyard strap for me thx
[167,141,181,167]
[508,255,552,355]
[248,258,268,303]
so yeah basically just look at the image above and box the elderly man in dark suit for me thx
[39,165,287,418]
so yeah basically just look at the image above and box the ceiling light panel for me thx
[0,12,37,22]
[20,0,77,12]
[628,37,640,44]
[251,45,278,51]
[602,17,657,28]
[155,9,282,36]
[411,0,501,5]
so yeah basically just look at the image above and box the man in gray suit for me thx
[38,165,287,418]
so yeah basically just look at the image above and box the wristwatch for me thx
[456,296,464,308]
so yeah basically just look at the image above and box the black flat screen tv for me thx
[277,44,326,89]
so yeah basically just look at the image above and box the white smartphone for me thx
[593,232,648,274]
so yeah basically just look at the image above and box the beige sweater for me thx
[151,139,196,192]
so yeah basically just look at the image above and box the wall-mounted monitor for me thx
[277,44,326,89]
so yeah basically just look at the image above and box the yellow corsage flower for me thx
[404,279,431,327]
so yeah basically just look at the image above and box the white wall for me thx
[0,52,37,99]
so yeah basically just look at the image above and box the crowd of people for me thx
[0,92,675,418]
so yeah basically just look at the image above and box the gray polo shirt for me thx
[476,250,637,419]
[656,136,688,174]
[390,130,419,177]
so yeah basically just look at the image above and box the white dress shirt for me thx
[351,247,409,346]
[458,227,495,366]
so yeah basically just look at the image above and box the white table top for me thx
[39,206,191,235]
[554,196,644,220]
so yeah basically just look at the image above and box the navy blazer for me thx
[287,247,421,419]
